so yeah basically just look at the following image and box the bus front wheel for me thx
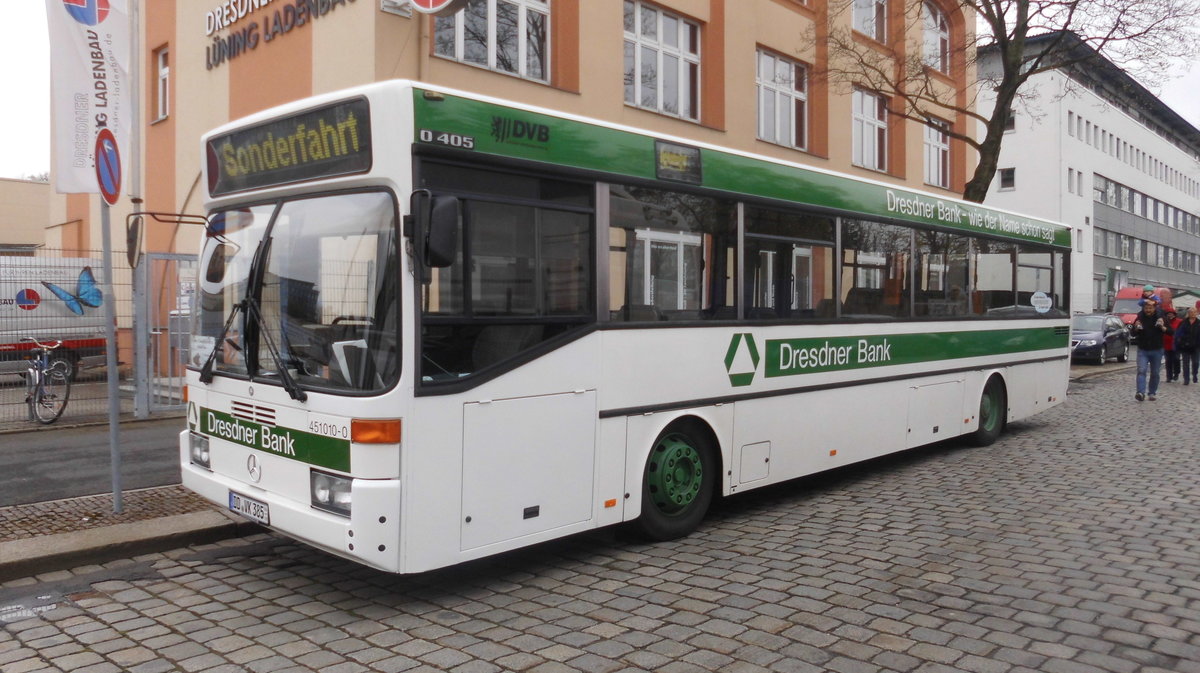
[634,422,716,541]
[969,376,1007,447]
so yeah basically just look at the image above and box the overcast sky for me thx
[2,0,1197,182]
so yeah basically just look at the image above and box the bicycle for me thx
[22,337,71,424]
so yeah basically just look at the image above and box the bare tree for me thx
[820,0,1200,202]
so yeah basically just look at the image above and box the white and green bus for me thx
[183,80,1071,574]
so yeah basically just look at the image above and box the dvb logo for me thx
[491,116,551,144]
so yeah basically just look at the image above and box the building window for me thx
[434,0,550,82]
[853,0,888,42]
[998,167,1015,190]
[1003,108,1016,132]
[624,1,700,120]
[923,118,950,188]
[922,2,949,73]
[757,50,807,150]
[852,88,888,172]
[153,46,169,121]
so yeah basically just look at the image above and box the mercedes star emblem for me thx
[247,455,263,483]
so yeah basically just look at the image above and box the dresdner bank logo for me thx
[725,333,760,387]
[725,332,899,387]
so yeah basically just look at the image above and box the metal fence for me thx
[0,248,136,426]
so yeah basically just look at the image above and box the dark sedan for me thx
[1071,313,1130,364]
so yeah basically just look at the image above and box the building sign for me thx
[206,97,372,196]
[655,141,702,184]
[205,0,356,70]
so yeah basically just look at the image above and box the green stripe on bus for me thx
[764,327,1068,378]
[413,90,1071,248]
[198,407,351,472]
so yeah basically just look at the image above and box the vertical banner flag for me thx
[45,0,131,195]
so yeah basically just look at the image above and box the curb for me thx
[0,413,184,436]
[0,510,262,583]
[1070,361,1136,382]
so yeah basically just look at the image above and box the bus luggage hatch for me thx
[461,390,597,551]
[906,380,963,448]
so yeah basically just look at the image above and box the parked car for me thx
[1071,313,1130,364]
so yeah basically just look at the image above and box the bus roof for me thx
[204,79,1071,249]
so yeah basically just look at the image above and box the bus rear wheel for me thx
[634,423,716,541]
[969,376,1006,447]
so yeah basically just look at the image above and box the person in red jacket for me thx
[1164,308,1183,382]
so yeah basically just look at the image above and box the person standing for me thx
[1176,307,1200,385]
[1164,308,1182,382]
[1131,297,1167,401]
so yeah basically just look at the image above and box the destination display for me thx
[207,97,371,196]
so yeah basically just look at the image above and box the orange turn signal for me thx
[183,386,189,403]
[352,419,402,444]
[604,499,617,508]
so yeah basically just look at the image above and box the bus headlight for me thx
[189,432,211,469]
[310,469,352,517]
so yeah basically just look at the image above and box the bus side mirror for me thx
[408,191,460,285]
[425,196,459,269]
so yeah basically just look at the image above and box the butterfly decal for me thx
[41,266,103,316]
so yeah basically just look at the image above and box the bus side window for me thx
[417,172,594,384]
[608,185,737,321]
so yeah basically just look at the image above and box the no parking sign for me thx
[95,128,122,206]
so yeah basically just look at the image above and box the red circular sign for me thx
[409,0,469,15]
[94,128,122,206]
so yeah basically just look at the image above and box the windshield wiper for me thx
[242,295,307,402]
[198,233,271,385]
[196,235,306,401]
[198,299,244,384]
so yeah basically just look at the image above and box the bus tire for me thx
[634,421,716,541]
[969,376,1006,447]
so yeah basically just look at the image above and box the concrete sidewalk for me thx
[0,413,264,584]
[0,485,262,583]
[0,361,1135,584]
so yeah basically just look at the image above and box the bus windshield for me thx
[192,190,400,393]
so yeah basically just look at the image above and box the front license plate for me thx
[228,491,270,525]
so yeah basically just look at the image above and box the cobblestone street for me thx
[2,366,1199,673]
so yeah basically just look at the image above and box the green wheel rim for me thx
[980,386,999,432]
[647,434,703,515]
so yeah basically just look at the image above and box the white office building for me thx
[979,32,1200,313]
